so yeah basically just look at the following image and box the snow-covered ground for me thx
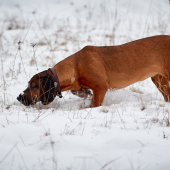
[0,0,170,169]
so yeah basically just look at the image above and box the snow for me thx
[0,0,170,169]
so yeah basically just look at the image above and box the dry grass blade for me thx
[100,157,121,170]
[0,142,18,164]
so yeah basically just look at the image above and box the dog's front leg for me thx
[90,87,107,107]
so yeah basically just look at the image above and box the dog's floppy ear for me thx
[40,73,57,105]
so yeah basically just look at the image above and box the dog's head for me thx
[17,70,62,106]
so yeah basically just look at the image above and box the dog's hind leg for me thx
[151,74,170,102]
[71,88,92,98]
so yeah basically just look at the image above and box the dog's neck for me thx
[51,55,79,91]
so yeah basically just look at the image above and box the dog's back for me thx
[77,35,170,89]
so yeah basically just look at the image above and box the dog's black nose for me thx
[17,94,22,102]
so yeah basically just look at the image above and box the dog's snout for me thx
[17,93,30,106]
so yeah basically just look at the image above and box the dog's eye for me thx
[29,85,38,90]
[30,86,35,90]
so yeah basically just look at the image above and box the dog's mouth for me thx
[17,94,37,106]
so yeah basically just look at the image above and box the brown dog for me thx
[17,35,170,107]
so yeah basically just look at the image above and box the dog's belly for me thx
[107,69,158,89]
